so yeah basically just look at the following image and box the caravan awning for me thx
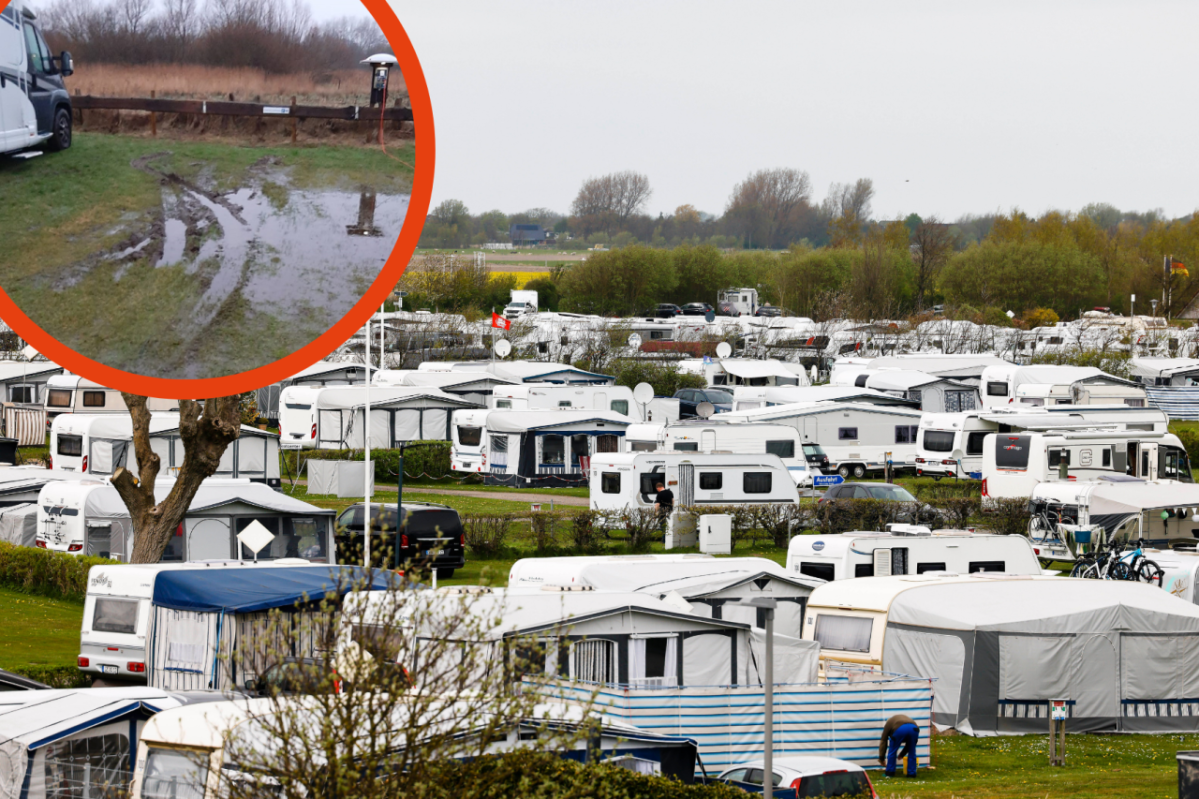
[152,566,392,612]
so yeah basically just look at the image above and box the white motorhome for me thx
[78,560,312,682]
[718,287,759,316]
[0,0,74,156]
[489,384,638,416]
[590,452,799,513]
[621,421,817,486]
[786,530,1045,583]
[43,375,178,422]
[278,384,480,449]
[981,429,1192,501]
[979,364,1144,408]
[916,406,1170,480]
[453,408,631,486]
[37,477,335,561]
[50,413,282,486]
[720,401,925,478]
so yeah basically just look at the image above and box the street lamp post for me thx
[746,597,778,797]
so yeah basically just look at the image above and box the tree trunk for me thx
[115,395,242,564]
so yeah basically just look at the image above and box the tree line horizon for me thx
[419,169,1198,322]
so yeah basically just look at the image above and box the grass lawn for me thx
[0,585,84,672]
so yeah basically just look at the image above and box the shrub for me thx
[0,542,115,602]
[1171,422,1199,467]
[11,666,91,689]
[941,496,982,528]
[984,497,1032,537]
[462,514,512,556]
[569,510,602,553]
[528,512,558,551]
[752,503,803,548]
[810,499,923,534]
[286,443,454,485]
[899,477,981,503]
[602,507,662,551]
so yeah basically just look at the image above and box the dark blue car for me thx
[674,388,734,419]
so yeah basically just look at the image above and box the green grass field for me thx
[0,585,84,672]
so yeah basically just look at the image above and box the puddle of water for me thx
[105,238,151,261]
[157,219,188,268]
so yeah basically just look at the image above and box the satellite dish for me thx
[715,342,733,358]
[628,333,643,349]
[952,449,965,461]
[696,401,715,419]
[494,339,512,358]
[633,382,655,405]
[704,310,716,323]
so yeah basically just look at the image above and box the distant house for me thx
[510,223,547,246]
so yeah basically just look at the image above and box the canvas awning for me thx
[151,565,392,613]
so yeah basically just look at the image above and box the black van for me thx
[335,501,466,579]
[1,0,74,155]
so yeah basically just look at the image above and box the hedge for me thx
[284,442,453,484]
[0,542,115,603]
[433,750,744,799]
[9,666,91,689]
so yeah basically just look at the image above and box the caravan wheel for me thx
[852,464,866,479]
[837,464,851,478]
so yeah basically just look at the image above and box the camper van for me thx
[590,452,799,513]
[38,477,335,561]
[786,530,1045,583]
[0,0,73,157]
[278,384,480,449]
[721,401,925,478]
[621,421,817,487]
[916,406,1170,480]
[981,429,1192,500]
[50,413,282,487]
[43,375,179,423]
[78,560,313,682]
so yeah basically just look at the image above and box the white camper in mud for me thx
[0,0,74,156]
[589,452,799,513]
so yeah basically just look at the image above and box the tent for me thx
[879,577,1199,734]
[0,503,36,547]
[0,687,207,799]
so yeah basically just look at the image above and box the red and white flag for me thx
[491,312,511,330]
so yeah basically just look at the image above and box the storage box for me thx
[699,514,731,555]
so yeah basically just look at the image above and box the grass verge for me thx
[0,585,84,674]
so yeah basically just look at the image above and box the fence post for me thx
[291,95,297,144]
[74,88,81,126]
[150,90,157,137]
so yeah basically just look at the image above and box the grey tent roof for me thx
[566,558,822,596]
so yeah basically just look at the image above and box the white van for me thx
[621,421,817,487]
[982,429,1192,500]
[787,530,1045,583]
[0,0,73,156]
[589,452,799,513]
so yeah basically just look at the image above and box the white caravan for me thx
[78,560,310,682]
[590,452,799,513]
[43,375,178,422]
[786,530,1045,583]
[487,383,680,423]
[676,358,809,388]
[37,477,335,561]
[981,429,1192,501]
[50,413,282,486]
[916,406,1170,480]
[0,0,73,156]
[622,421,817,486]
[278,384,480,449]
[979,364,1144,408]
[721,401,925,478]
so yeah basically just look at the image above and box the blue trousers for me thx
[886,723,919,776]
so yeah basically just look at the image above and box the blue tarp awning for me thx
[152,565,392,612]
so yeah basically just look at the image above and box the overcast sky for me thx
[384,0,1199,222]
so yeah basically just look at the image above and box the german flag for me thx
[1173,259,1190,278]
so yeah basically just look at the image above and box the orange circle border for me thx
[0,0,433,399]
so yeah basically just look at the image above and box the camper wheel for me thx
[851,464,866,479]
[837,464,851,478]
[48,107,72,152]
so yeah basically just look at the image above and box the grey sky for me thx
[386,0,1199,223]
[305,0,374,22]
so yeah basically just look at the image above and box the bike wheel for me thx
[1071,558,1096,578]
[1138,559,1165,586]
[1108,561,1133,581]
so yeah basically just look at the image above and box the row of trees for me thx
[41,0,388,72]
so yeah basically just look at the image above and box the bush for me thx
[984,497,1032,537]
[528,512,558,551]
[1171,422,1199,467]
[608,360,706,397]
[809,499,925,534]
[899,477,981,503]
[0,542,115,602]
[286,443,453,485]
[753,503,805,548]
[941,496,982,528]
[602,507,662,551]
[11,666,91,689]
[569,510,603,553]
[462,514,512,556]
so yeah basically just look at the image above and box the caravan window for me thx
[541,435,565,465]
[611,400,629,416]
[966,431,989,456]
[640,473,662,494]
[570,435,591,467]
[558,401,572,408]
[838,427,858,441]
[47,389,72,407]
[765,440,795,458]
[1048,449,1071,468]
[798,561,834,582]
[917,562,947,574]
[92,598,139,634]
[969,560,1005,573]
[1124,398,1146,407]
[1103,447,1112,467]
[82,391,107,408]
[700,472,722,490]
[141,747,209,799]
[673,442,698,451]
[946,390,976,412]
[994,436,1031,471]
[457,426,482,447]
[596,434,620,453]
[854,563,874,577]
[986,382,1008,397]
[601,473,621,494]
[895,425,918,444]
[743,472,772,494]
[922,430,954,452]
[854,375,869,388]
[813,614,872,652]
[57,435,83,457]
[496,400,513,409]
[631,442,657,452]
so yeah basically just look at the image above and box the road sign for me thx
[813,475,844,488]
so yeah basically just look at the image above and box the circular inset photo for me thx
[0,0,431,396]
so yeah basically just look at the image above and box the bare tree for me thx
[570,172,652,236]
[115,395,242,564]
[823,178,874,246]
[725,168,813,249]
[161,0,200,54]
[910,215,957,312]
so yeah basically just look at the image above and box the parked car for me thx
[643,303,682,319]
[716,755,877,798]
[335,501,466,578]
[754,305,783,317]
[680,302,714,316]
[717,300,741,317]
[674,388,734,419]
[803,442,830,473]
[816,482,941,525]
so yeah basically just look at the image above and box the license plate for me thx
[101,665,118,674]
[423,549,445,558]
